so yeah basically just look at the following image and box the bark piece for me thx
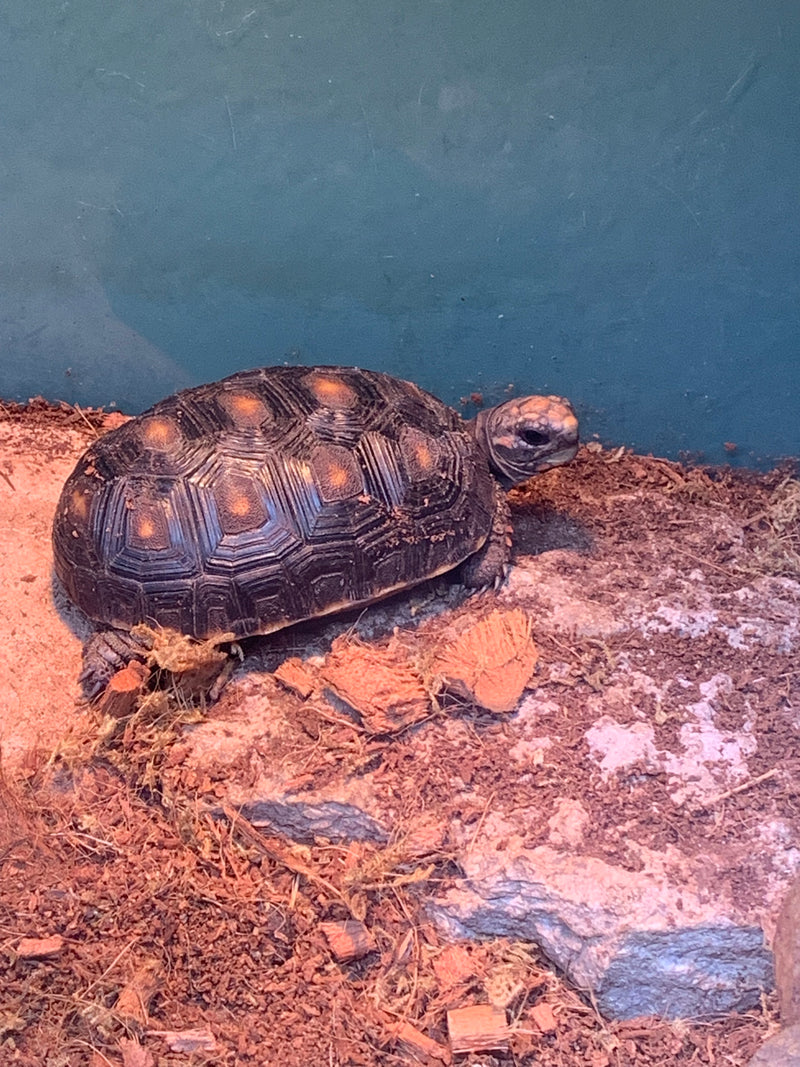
[320,636,431,733]
[115,959,163,1025]
[146,1028,217,1053]
[394,1019,451,1064]
[529,1001,558,1033]
[320,919,376,961]
[16,935,65,958]
[98,662,150,719]
[431,608,538,713]
[446,1004,510,1054]
[274,657,318,699]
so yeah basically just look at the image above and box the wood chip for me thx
[431,608,538,712]
[394,1019,451,1063]
[98,662,150,719]
[320,637,431,733]
[16,935,65,958]
[319,919,376,961]
[447,1003,510,1053]
[118,1037,155,1067]
[432,944,475,990]
[529,1000,558,1033]
[114,958,163,1025]
[401,813,447,857]
[146,1027,217,1052]
[274,656,318,699]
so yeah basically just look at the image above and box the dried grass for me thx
[749,475,800,578]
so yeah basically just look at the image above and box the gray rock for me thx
[429,834,773,1020]
[174,675,390,844]
[222,790,389,844]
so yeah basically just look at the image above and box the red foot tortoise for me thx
[53,365,579,697]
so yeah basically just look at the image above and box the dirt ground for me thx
[1,399,799,1066]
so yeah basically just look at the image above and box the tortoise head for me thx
[471,395,579,489]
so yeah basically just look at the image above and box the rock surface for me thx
[430,828,772,1019]
[748,1023,800,1066]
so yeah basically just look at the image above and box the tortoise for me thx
[53,365,579,697]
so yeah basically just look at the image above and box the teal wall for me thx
[1,1,798,465]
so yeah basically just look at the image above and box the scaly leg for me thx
[79,627,151,700]
[459,483,514,590]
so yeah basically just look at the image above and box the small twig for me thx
[467,790,496,853]
[50,830,119,853]
[669,546,737,578]
[80,937,138,996]
[702,768,779,808]
[72,404,102,438]
[741,510,771,529]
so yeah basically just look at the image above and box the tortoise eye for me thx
[519,428,549,448]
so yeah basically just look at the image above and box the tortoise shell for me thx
[53,365,499,640]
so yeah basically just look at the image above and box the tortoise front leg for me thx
[459,484,513,590]
[79,627,151,700]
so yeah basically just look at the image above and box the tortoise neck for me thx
[467,409,514,488]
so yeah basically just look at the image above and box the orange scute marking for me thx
[213,473,268,534]
[310,445,363,501]
[70,489,88,520]
[128,500,170,550]
[307,374,357,407]
[229,494,252,517]
[218,390,268,428]
[414,442,434,471]
[140,416,180,450]
[328,464,350,489]
[400,428,440,478]
[230,393,262,414]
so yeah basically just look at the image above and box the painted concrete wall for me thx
[1,1,798,465]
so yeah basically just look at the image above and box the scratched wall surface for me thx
[0,1,798,465]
